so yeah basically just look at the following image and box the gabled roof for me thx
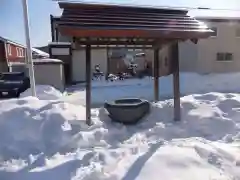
[56,2,213,40]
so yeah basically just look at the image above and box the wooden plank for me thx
[85,44,92,125]
[59,27,212,39]
[60,17,200,26]
[58,20,204,30]
[73,45,154,49]
[75,38,169,46]
[172,42,181,121]
[63,14,196,22]
[153,47,159,102]
[63,10,190,19]
[63,12,194,20]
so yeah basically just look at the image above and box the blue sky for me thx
[0,0,240,47]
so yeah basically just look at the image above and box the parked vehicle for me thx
[0,72,30,98]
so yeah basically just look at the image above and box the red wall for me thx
[6,43,26,62]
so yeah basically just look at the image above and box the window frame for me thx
[225,53,233,61]
[16,47,24,57]
[7,44,12,56]
[216,52,233,62]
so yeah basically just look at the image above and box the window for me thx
[16,48,20,57]
[7,44,12,56]
[216,53,233,61]
[225,53,233,61]
[217,53,224,61]
[16,47,24,57]
[20,49,24,57]
[211,27,218,37]
[236,28,240,37]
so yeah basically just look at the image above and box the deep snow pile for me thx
[66,73,240,105]
[0,93,240,179]
[20,85,64,100]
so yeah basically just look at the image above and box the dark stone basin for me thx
[104,98,150,125]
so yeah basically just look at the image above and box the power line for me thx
[51,0,240,11]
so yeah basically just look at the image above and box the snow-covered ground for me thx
[65,73,240,105]
[0,92,240,179]
[1,73,240,179]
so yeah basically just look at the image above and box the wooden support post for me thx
[86,44,92,125]
[173,42,181,121]
[106,47,110,80]
[153,47,159,102]
[50,15,54,42]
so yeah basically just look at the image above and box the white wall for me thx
[71,49,108,82]
[197,21,240,73]
[34,64,65,91]
[178,20,240,74]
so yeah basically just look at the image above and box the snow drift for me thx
[0,92,240,179]
[20,85,63,100]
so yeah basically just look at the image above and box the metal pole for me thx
[22,0,36,97]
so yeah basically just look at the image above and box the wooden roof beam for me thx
[62,13,195,22]
[57,21,207,30]
[62,10,193,20]
[59,17,201,26]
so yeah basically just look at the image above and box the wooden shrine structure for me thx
[56,2,213,125]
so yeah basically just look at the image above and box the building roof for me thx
[56,2,213,41]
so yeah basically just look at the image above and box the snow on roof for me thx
[49,42,71,45]
[32,48,49,57]
[8,58,62,66]
[33,58,62,63]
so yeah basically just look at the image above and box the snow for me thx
[32,48,49,58]
[20,85,64,100]
[1,73,240,179]
[32,58,63,63]
[48,42,71,45]
[66,73,240,105]
[0,91,240,179]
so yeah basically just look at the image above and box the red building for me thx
[0,36,49,72]
[6,42,26,63]
[0,37,26,71]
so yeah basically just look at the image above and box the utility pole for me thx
[22,0,36,97]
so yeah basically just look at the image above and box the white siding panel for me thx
[72,50,86,82]
[71,49,107,82]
